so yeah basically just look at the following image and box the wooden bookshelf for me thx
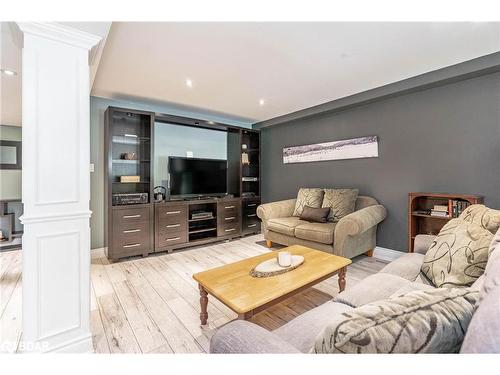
[408,192,483,252]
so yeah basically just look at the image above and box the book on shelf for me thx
[448,199,471,218]
[433,205,448,212]
[430,210,449,217]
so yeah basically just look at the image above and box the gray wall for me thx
[258,71,500,251]
[90,96,251,249]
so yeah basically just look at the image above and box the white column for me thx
[17,23,100,353]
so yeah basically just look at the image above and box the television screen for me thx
[168,157,227,196]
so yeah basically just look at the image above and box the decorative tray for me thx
[250,255,305,278]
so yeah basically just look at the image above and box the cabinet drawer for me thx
[217,200,241,219]
[242,219,260,233]
[243,200,259,210]
[157,221,187,236]
[218,222,241,237]
[157,205,188,224]
[114,222,150,244]
[113,206,150,226]
[112,235,151,258]
[157,232,188,247]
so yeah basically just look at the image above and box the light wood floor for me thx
[0,234,394,353]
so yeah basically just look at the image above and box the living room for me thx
[1,0,500,373]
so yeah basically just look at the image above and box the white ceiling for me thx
[92,22,500,123]
[0,22,111,127]
[1,23,22,126]
[2,22,500,126]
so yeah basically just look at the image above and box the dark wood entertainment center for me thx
[104,106,261,261]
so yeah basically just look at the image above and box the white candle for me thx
[278,251,292,267]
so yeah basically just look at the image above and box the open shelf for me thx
[112,135,151,145]
[411,213,452,220]
[188,217,216,223]
[112,159,151,164]
[188,227,217,234]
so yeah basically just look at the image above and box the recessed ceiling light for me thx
[1,69,18,76]
[185,79,193,88]
[259,99,265,106]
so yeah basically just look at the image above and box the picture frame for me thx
[0,140,22,170]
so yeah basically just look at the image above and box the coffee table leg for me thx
[199,284,208,325]
[338,267,347,292]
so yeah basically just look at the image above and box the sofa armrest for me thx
[336,204,387,237]
[413,234,436,255]
[209,320,300,354]
[257,198,296,221]
[333,205,386,257]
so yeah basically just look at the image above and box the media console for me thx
[104,106,261,261]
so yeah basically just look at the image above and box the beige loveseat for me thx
[257,195,387,258]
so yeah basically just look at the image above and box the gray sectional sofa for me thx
[209,234,500,353]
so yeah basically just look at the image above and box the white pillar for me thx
[17,23,100,353]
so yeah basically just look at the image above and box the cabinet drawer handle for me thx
[123,243,141,248]
[166,210,181,215]
[123,214,141,219]
[166,237,181,241]
[247,203,257,207]
[166,224,181,228]
[123,229,141,233]
[248,224,257,228]
[247,214,256,217]
[225,217,236,221]
[225,228,236,232]
[224,205,235,209]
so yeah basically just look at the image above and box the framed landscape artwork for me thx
[283,135,378,164]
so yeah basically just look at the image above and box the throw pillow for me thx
[459,204,500,235]
[300,206,331,223]
[321,188,359,222]
[292,188,324,217]
[421,218,492,288]
[312,288,478,354]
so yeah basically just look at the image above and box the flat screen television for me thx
[168,156,227,197]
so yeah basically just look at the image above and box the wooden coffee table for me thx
[192,245,352,325]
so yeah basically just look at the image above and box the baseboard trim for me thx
[90,247,105,258]
[46,334,94,353]
[373,246,404,262]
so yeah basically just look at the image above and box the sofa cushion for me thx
[460,286,500,353]
[333,273,414,307]
[459,204,500,235]
[267,217,307,236]
[299,205,330,223]
[313,288,479,354]
[294,222,336,244]
[292,188,325,217]
[321,188,359,222]
[209,320,300,354]
[389,282,434,297]
[379,253,425,281]
[273,301,352,353]
[421,218,492,288]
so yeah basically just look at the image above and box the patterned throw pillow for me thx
[312,288,478,354]
[292,188,325,217]
[321,189,359,222]
[459,204,500,235]
[421,218,492,288]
